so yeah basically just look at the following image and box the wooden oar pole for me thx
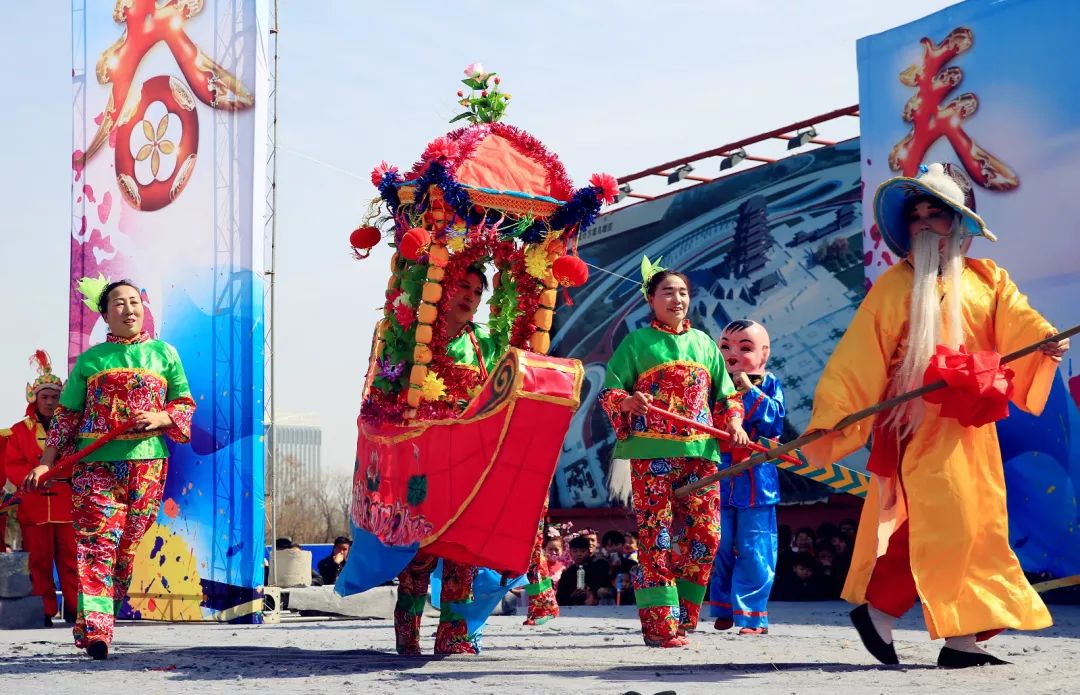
[674,323,1079,499]
[1032,574,1080,594]
[645,405,802,465]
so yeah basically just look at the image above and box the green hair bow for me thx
[77,273,110,313]
[640,255,666,299]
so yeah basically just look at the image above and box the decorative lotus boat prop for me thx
[341,66,615,588]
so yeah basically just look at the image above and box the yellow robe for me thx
[803,257,1058,639]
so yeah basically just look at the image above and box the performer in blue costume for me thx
[707,320,786,634]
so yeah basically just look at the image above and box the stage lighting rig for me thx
[787,127,817,150]
[667,164,694,184]
[720,148,747,171]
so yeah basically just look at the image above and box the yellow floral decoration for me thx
[447,235,466,253]
[421,370,448,401]
[525,245,550,279]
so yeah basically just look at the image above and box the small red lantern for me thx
[552,255,589,287]
[349,225,381,259]
[398,227,432,261]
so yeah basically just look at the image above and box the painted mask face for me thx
[906,199,955,239]
[905,198,972,256]
[719,321,771,376]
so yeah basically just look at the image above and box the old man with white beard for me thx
[802,163,1070,668]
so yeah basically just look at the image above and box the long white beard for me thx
[885,224,965,439]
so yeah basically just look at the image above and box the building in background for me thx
[274,425,323,493]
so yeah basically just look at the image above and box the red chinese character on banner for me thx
[74,0,256,211]
[888,27,1019,191]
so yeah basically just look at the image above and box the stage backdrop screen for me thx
[858,0,1080,579]
[551,140,865,508]
[69,0,269,621]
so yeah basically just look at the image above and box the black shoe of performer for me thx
[87,641,109,660]
[849,604,899,665]
[937,646,1009,668]
[43,616,53,628]
[63,610,77,624]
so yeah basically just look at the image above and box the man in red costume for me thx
[0,429,9,552]
[3,351,78,626]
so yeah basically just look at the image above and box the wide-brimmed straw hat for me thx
[873,162,995,257]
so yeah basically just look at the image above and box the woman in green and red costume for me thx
[22,279,195,660]
[443,268,560,628]
[599,258,748,647]
[394,266,503,656]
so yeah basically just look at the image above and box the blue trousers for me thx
[707,505,777,629]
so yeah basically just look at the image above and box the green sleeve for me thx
[602,334,637,392]
[58,354,87,412]
[164,344,193,401]
[477,326,502,372]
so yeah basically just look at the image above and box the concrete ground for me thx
[1,602,1077,694]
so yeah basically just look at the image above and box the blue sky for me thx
[0,0,959,474]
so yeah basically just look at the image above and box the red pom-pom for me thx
[399,227,431,261]
[589,172,620,205]
[552,255,589,287]
[349,226,381,259]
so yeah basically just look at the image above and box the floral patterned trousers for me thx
[631,457,720,645]
[523,500,558,625]
[394,553,477,655]
[70,458,167,648]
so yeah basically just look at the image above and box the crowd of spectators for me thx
[771,519,857,601]
[550,528,638,606]
[274,516,858,607]
[537,517,859,607]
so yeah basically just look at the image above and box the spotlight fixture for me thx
[787,127,817,150]
[667,164,694,184]
[720,148,747,171]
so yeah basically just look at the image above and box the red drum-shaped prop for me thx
[115,75,199,212]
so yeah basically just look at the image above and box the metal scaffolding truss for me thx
[263,0,280,583]
[610,105,860,206]
[211,0,245,588]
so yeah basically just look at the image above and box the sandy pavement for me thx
[1,602,1077,694]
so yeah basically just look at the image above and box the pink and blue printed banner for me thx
[70,0,269,621]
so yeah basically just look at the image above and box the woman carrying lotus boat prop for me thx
[336,64,617,653]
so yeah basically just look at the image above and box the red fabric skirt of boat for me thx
[352,348,584,575]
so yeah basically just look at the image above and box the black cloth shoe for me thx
[63,610,77,624]
[43,616,53,628]
[849,604,899,665]
[937,646,1009,668]
[87,641,109,660]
